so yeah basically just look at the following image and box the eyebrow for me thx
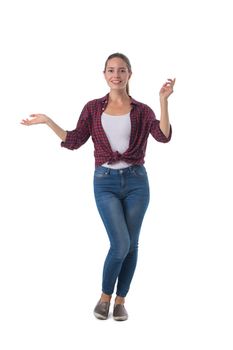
[107,66,127,69]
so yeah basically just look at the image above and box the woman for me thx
[21,52,175,321]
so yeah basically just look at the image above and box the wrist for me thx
[159,96,168,104]
[45,116,52,125]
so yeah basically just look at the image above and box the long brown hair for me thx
[104,53,132,95]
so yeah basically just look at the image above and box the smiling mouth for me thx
[111,80,122,84]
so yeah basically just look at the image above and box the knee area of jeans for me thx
[128,245,138,254]
[114,251,129,261]
[112,246,130,261]
[112,241,138,260]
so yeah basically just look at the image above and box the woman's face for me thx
[104,57,131,91]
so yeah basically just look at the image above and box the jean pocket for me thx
[131,165,147,177]
[94,167,110,178]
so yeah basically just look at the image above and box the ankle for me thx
[100,293,112,303]
[115,296,125,305]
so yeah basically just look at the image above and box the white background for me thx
[0,0,232,349]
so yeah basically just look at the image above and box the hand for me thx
[159,78,176,100]
[21,114,50,126]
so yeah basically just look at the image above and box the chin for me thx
[110,85,125,91]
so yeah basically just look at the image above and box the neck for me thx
[109,90,130,104]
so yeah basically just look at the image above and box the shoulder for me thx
[79,95,107,122]
[131,97,155,118]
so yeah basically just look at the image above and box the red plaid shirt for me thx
[61,94,172,167]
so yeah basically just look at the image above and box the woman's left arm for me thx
[159,78,176,138]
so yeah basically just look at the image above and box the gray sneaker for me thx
[93,300,110,320]
[113,304,128,321]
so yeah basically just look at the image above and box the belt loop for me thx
[130,165,136,175]
[129,165,134,173]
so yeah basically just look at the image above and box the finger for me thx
[163,82,170,87]
[167,78,176,86]
[21,120,30,125]
[163,83,172,89]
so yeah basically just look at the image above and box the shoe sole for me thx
[94,312,108,320]
[113,315,128,321]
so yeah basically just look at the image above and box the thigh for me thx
[123,189,149,235]
[123,168,150,242]
[94,171,130,251]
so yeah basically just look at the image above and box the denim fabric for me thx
[93,165,150,297]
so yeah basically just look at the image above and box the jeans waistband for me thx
[95,164,145,176]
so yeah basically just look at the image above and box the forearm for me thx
[159,98,170,138]
[46,118,67,142]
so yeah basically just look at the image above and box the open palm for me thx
[21,114,49,126]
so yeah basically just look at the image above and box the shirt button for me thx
[119,170,123,174]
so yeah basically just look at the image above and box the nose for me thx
[113,71,120,78]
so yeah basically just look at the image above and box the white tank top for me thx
[101,112,131,169]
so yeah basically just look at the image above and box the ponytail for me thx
[126,82,130,96]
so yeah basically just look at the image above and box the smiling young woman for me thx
[21,52,175,321]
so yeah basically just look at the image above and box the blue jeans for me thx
[93,165,150,297]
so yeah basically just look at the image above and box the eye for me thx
[121,69,126,73]
[107,69,113,73]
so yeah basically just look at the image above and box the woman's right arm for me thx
[21,114,67,142]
